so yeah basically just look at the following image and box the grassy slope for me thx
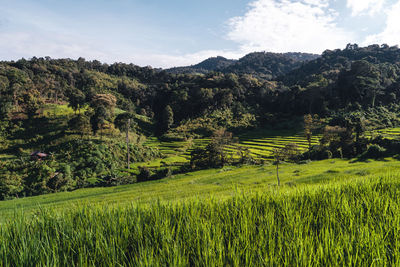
[1,157,399,221]
[2,169,400,265]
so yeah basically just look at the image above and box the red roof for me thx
[30,151,48,158]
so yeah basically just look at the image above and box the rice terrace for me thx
[3,0,400,265]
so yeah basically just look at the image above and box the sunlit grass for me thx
[2,171,400,265]
[1,157,399,222]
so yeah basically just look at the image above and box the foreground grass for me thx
[1,174,400,266]
[1,158,399,222]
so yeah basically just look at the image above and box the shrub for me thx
[359,144,387,159]
[137,167,152,182]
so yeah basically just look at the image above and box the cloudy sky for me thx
[0,0,399,68]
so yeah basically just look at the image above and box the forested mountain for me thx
[1,44,400,136]
[221,52,319,80]
[276,44,400,115]
[166,52,319,79]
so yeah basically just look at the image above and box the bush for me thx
[359,144,387,159]
[153,167,173,180]
[159,132,186,142]
[137,167,152,182]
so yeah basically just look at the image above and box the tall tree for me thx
[21,89,44,120]
[67,89,86,114]
[90,94,117,137]
[161,105,174,133]
[114,112,136,169]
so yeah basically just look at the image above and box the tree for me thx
[91,94,117,113]
[114,112,136,169]
[349,114,366,145]
[21,89,44,120]
[90,106,107,136]
[338,60,383,107]
[190,129,235,168]
[320,125,353,158]
[303,114,321,153]
[90,94,117,137]
[0,75,12,120]
[67,89,86,114]
[161,105,174,133]
[304,114,313,151]
[272,143,299,186]
[68,114,91,138]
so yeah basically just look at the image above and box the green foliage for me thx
[24,161,57,196]
[137,166,152,182]
[66,89,86,113]
[0,171,23,199]
[359,144,387,159]
[159,105,174,133]
[190,129,235,168]
[21,89,44,119]
[68,114,91,136]
[0,138,161,199]
[114,112,136,132]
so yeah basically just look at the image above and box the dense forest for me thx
[2,44,400,133]
[166,52,319,80]
[2,43,400,199]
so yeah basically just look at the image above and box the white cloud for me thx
[0,30,243,69]
[0,31,110,62]
[227,0,354,54]
[363,0,400,46]
[140,50,243,69]
[346,0,385,16]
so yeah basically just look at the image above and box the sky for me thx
[0,0,400,68]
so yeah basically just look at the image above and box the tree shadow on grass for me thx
[349,157,390,163]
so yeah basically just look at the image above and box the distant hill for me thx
[221,52,320,80]
[166,52,320,79]
[281,44,400,87]
[167,56,236,74]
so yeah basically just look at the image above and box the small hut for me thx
[30,151,48,161]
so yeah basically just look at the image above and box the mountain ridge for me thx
[166,51,320,79]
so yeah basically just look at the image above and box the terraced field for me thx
[367,127,400,139]
[138,129,321,172]
[139,127,400,173]
[228,130,321,160]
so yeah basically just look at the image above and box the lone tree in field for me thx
[273,143,299,186]
[114,112,136,170]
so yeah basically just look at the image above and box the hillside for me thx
[166,51,319,79]
[2,44,400,200]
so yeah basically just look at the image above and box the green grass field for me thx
[1,157,399,221]
[1,159,400,265]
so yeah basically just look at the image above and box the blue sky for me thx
[1,0,400,68]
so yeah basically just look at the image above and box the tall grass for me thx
[1,175,400,266]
